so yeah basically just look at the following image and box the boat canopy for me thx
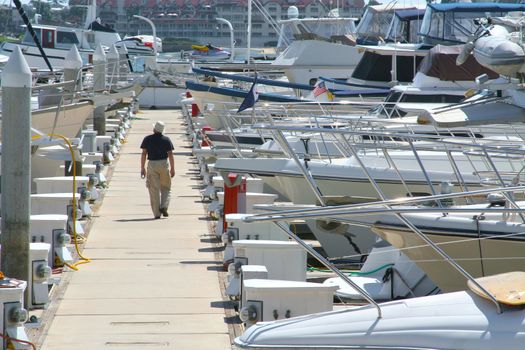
[426,3,525,13]
[386,8,425,43]
[277,17,356,52]
[418,45,498,81]
[355,4,419,45]
[419,2,525,45]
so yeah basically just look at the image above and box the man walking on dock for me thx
[140,121,175,219]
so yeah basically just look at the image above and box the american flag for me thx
[312,81,328,97]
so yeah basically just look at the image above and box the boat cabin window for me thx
[56,31,79,49]
[419,4,525,45]
[419,9,481,44]
[352,51,424,83]
[384,91,402,103]
[371,91,463,117]
[355,7,396,44]
[22,28,41,44]
[386,9,425,43]
[401,94,464,103]
[379,91,462,104]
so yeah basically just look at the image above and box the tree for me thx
[30,0,52,22]
[126,5,140,19]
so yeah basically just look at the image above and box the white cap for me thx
[153,121,165,133]
[64,45,83,70]
[118,44,128,54]
[107,44,119,59]
[93,43,106,62]
[2,45,32,88]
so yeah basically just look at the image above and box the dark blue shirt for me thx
[140,133,174,160]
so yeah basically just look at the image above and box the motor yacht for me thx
[0,0,156,69]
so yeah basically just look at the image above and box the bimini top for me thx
[368,3,420,12]
[395,8,426,21]
[420,3,525,45]
[428,2,525,12]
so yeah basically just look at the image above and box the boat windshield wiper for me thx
[13,0,55,76]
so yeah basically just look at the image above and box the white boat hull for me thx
[30,101,94,138]
[235,290,525,349]
[371,212,525,292]
[0,42,93,69]
[272,40,362,86]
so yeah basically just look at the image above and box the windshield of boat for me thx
[22,28,41,44]
[56,30,80,48]
[22,27,79,49]
[370,90,464,117]
[419,5,525,44]
[277,18,356,52]
[386,10,425,43]
[355,7,396,43]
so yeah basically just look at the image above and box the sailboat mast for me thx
[84,0,97,29]
[92,0,97,23]
[247,0,251,63]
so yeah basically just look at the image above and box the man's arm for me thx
[141,149,147,178]
[168,151,175,177]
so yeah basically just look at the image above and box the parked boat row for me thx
[181,3,525,349]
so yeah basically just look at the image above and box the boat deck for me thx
[37,109,232,349]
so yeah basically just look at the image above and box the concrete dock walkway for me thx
[39,110,232,349]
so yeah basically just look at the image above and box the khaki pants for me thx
[146,159,171,217]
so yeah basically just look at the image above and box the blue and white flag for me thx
[237,74,259,113]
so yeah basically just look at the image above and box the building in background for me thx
[93,0,365,51]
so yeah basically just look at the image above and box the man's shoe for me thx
[154,215,161,219]
[160,208,169,217]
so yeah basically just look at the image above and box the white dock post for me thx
[94,105,106,136]
[93,43,107,136]
[106,44,119,89]
[118,44,129,81]
[1,46,32,304]
[93,43,106,91]
[63,45,83,97]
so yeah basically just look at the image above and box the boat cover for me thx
[492,16,525,30]
[418,45,498,81]
[185,80,304,103]
[394,8,426,21]
[428,2,525,13]
[192,67,314,91]
[418,100,525,127]
[88,20,116,33]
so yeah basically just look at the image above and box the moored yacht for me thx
[271,7,362,86]
[339,2,525,89]
[0,0,156,69]
[235,286,525,349]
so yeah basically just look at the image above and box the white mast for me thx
[84,0,97,29]
[247,0,252,63]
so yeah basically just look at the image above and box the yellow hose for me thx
[33,133,92,268]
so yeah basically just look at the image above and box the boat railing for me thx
[205,104,525,192]
[252,122,525,213]
[244,181,525,316]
